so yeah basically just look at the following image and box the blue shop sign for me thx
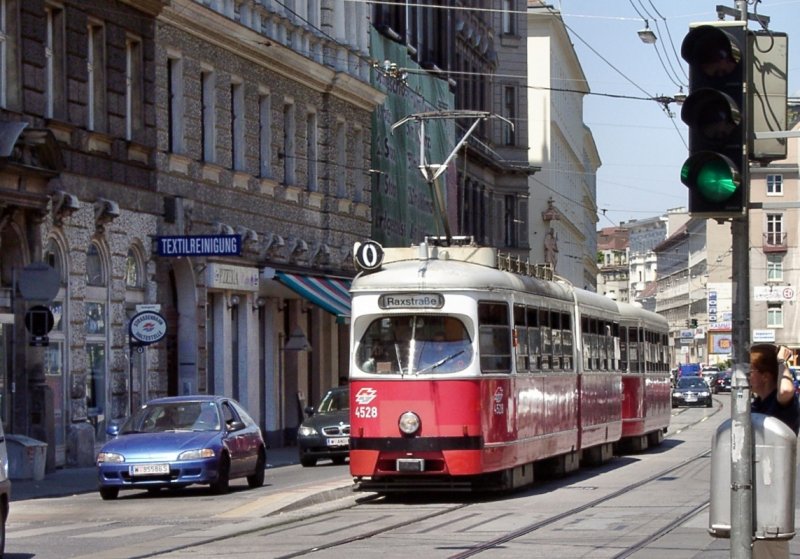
[157,235,241,257]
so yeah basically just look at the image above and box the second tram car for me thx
[348,238,671,492]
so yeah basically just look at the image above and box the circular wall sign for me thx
[129,311,167,345]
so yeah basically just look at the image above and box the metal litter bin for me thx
[709,414,797,540]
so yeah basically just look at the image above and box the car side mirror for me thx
[226,420,246,432]
[304,406,315,417]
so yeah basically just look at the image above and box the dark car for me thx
[96,396,266,500]
[297,386,349,467]
[714,371,732,393]
[672,377,713,408]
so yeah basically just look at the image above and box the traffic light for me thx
[691,319,698,328]
[680,22,748,218]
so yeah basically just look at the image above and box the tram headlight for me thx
[398,411,421,435]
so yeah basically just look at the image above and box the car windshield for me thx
[121,401,221,433]
[677,378,707,389]
[356,315,473,375]
[317,389,349,413]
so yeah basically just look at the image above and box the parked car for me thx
[96,395,266,500]
[297,386,350,467]
[0,418,10,555]
[672,377,713,408]
[714,371,732,393]
[790,366,800,395]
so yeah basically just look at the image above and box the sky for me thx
[556,0,800,228]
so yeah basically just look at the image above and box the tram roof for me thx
[352,246,574,302]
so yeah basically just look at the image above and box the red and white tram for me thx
[348,238,671,492]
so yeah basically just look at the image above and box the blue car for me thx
[96,396,266,500]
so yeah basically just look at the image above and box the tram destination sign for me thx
[379,293,444,309]
[156,234,241,257]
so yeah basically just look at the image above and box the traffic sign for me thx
[129,311,167,345]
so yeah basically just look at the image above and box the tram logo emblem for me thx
[355,387,378,405]
[493,387,504,415]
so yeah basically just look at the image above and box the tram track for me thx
[136,402,722,558]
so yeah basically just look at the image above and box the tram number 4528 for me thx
[354,406,378,419]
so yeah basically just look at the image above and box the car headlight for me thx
[700,391,710,397]
[298,425,318,437]
[178,448,215,461]
[97,452,125,463]
[398,411,421,435]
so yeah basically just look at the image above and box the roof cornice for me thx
[161,0,385,111]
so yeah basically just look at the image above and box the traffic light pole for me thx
[731,216,752,559]
[730,5,752,559]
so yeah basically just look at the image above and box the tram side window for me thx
[551,312,562,370]
[514,304,528,372]
[560,312,572,370]
[478,302,511,373]
[540,309,552,371]
[619,326,629,372]
[629,327,642,373]
[528,324,541,371]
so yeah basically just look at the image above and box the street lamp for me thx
[638,21,657,44]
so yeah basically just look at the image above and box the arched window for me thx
[125,247,143,288]
[86,243,105,286]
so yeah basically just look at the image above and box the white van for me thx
[0,418,10,556]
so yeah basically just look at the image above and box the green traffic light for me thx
[694,158,738,201]
[681,152,740,203]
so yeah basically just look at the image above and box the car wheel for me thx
[100,487,119,500]
[300,455,317,467]
[331,456,347,465]
[247,450,266,488]
[0,501,6,558]
[211,454,230,494]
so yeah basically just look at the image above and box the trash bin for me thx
[6,435,47,481]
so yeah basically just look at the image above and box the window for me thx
[231,79,245,171]
[45,3,65,119]
[86,243,105,286]
[306,111,317,190]
[335,120,346,197]
[504,195,516,247]
[0,0,19,108]
[501,0,514,34]
[353,127,364,203]
[503,86,516,145]
[767,304,783,328]
[258,92,272,178]
[201,69,216,163]
[87,21,106,132]
[766,174,783,196]
[767,254,783,282]
[766,213,783,246]
[282,101,296,185]
[167,56,184,153]
[125,247,142,288]
[478,302,511,373]
[125,35,143,140]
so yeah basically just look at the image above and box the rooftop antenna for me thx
[391,110,513,245]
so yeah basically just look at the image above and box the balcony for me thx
[763,232,788,253]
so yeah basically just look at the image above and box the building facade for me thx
[0,0,383,467]
[527,2,600,290]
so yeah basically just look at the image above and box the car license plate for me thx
[686,395,697,402]
[397,458,425,472]
[326,437,348,447]
[130,463,170,476]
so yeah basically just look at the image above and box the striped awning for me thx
[275,272,351,319]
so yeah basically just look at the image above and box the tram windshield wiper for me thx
[417,350,465,374]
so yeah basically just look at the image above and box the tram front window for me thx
[357,315,473,375]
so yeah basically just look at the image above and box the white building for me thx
[526,2,600,290]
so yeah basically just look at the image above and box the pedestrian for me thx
[750,344,799,434]
[749,344,799,559]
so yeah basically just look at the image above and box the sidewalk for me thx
[9,446,300,501]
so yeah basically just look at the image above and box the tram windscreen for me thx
[356,315,473,375]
